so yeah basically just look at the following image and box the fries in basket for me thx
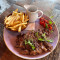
[4,9,29,32]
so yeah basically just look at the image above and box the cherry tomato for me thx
[40,21,42,25]
[45,20,49,23]
[49,26,52,30]
[40,17,52,30]
[40,21,44,25]
[43,23,46,28]
[40,17,44,21]
[48,24,52,27]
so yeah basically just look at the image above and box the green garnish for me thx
[51,30,53,33]
[49,20,52,25]
[38,38,44,41]
[28,40,35,50]
[38,33,53,43]
[35,32,38,37]
[38,38,53,43]
[32,46,35,50]
[25,40,28,45]
[46,40,53,42]
[29,38,33,41]
[50,16,54,19]
[45,23,48,28]
[54,22,55,24]
[25,40,35,50]
[42,33,45,37]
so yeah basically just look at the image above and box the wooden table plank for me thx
[0,49,23,60]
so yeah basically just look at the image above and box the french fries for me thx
[4,9,29,32]
[18,26,21,32]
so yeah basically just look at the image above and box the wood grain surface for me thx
[0,5,60,60]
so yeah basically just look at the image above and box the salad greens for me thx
[45,23,48,28]
[35,32,38,37]
[25,40,28,45]
[42,33,46,37]
[28,40,35,50]
[38,38,45,41]
[38,37,53,43]
[46,39,53,42]
[49,20,52,25]
[25,40,35,50]
[50,16,54,19]
[51,30,53,33]
[38,33,53,43]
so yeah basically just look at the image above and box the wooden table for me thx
[0,4,60,60]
